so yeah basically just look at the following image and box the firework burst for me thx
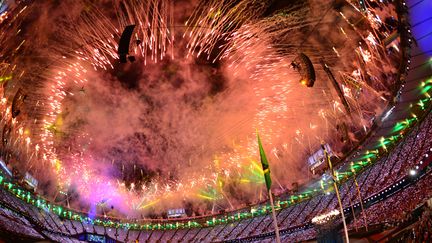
[0,0,403,218]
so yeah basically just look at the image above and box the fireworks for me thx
[0,0,404,218]
[185,0,273,62]
[57,0,174,69]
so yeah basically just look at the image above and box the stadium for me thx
[0,0,431,242]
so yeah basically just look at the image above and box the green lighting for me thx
[420,79,432,94]
[0,75,428,231]
[0,75,12,83]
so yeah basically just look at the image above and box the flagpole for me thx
[268,189,281,243]
[333,179,350,243]
[353,175,368,231]
[256,131,281,243]
[322,144,349,243]
[346,183,358,232]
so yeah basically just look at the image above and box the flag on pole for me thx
[257,132,272,190]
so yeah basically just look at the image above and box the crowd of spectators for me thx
[412,208,432,242]
[349,162,432,231]
[0,105,430,243]
[221,110,432,242]
[0,3,426,239]
[392,206,432,242]
[0,105,430,242]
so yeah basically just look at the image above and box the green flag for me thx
[257,132,272,190]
